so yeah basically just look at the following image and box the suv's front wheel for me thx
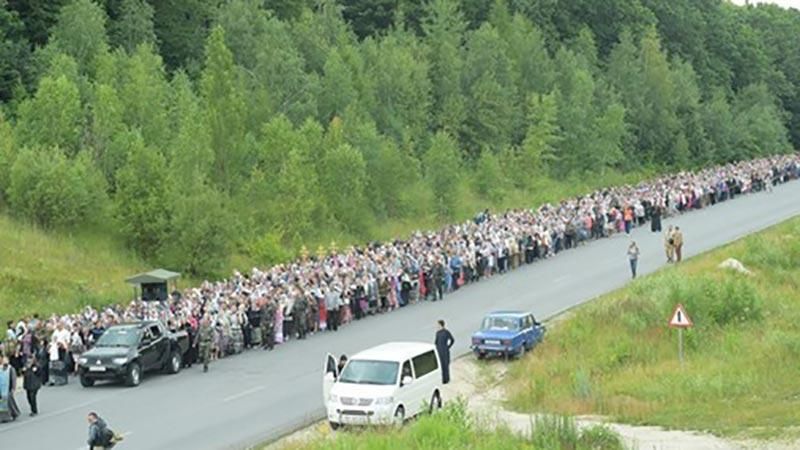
[79,375,95,387]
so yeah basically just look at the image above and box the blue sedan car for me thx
[471,311,546,359]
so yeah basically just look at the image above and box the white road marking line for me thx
[223,385,266,403]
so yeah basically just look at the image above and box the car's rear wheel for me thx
[165,350,181,374]
[125,362,141,387]
[79,375,95,387]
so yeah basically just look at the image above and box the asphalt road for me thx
[2,181,799,450]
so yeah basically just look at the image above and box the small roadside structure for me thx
[125,269,181,302]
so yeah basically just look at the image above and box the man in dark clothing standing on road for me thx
[434,320,455,384]
[23,358,42,416]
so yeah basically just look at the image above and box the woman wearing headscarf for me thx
[0,355,21,422]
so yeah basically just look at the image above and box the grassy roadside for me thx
[1,169,650,331]
[0,215,148,323]
[505,216,800,438]
[270,400,626,450]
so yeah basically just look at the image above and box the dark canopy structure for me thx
[125,269,180,302]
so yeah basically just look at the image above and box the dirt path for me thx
[268,357,798,450]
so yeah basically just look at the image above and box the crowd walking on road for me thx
[0,155,798,416]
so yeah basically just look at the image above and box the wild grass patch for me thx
[273,401,626,450]
[505,217,800,437]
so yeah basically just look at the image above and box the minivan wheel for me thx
[393,406,405,427]
[429,391,442,413]
[125,362,141,387]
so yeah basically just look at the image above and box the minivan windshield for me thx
[338,360,399,385]
[481,316,520,331]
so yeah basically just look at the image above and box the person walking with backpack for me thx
[87,411,122,449]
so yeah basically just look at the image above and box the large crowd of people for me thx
[1,155,799,399]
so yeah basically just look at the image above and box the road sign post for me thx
[668,303,693,367]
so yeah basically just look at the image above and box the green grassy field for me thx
[0,215,148,324]
[505,216,800,438]
[0,170,649,332]
[271,400,625,450]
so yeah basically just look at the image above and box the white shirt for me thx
[52,328,70,348]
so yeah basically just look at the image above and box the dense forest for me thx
[0,0,796,276]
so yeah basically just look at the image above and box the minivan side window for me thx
[412,351,438,378]
[401,361,413,382]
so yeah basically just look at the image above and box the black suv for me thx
[78,321,189,387]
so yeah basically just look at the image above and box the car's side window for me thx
[412,351,438,378]
[401,360,413,382]
[150,325,162,338]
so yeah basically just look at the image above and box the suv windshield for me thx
[338,360,399,385]
[95,327,141,347]
[481,316,520,331]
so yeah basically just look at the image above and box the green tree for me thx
[318,143,370,232]
[345,118,420,218]
[503,14,554,104]
[118,44,170,147]
[702,89,736,163]
[0,0,31,102]
[423,131,461,217]
[15,74,83,155]
[263,0,312,21]
[109,0,156,53]
[291,0,354,74]
[88,82,127,187]
[474,149,505,202]
[732,83,790,159]
[216,1,318,127]
[340,0,397,39]
[318,47,357,124]
[362,31,432,150]
[8,147,107,228]
[200,26,249,193]
[148,0,213,72]
[6,0,67,47]
[162,178,232,276]
[552,47,595,174]
[461,23,519,157]
[166,71,212,179]
[114,136,171,258]
[0,111,16,200]
[518,92,560,184]
[423,0,467,134]
[49,0,109,75]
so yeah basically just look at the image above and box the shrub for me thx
[7,148,107,228]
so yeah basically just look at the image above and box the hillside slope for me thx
[0,214,146,324]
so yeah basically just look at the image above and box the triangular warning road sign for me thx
[668,303,693,328]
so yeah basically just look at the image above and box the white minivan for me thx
[323,342,443,429]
